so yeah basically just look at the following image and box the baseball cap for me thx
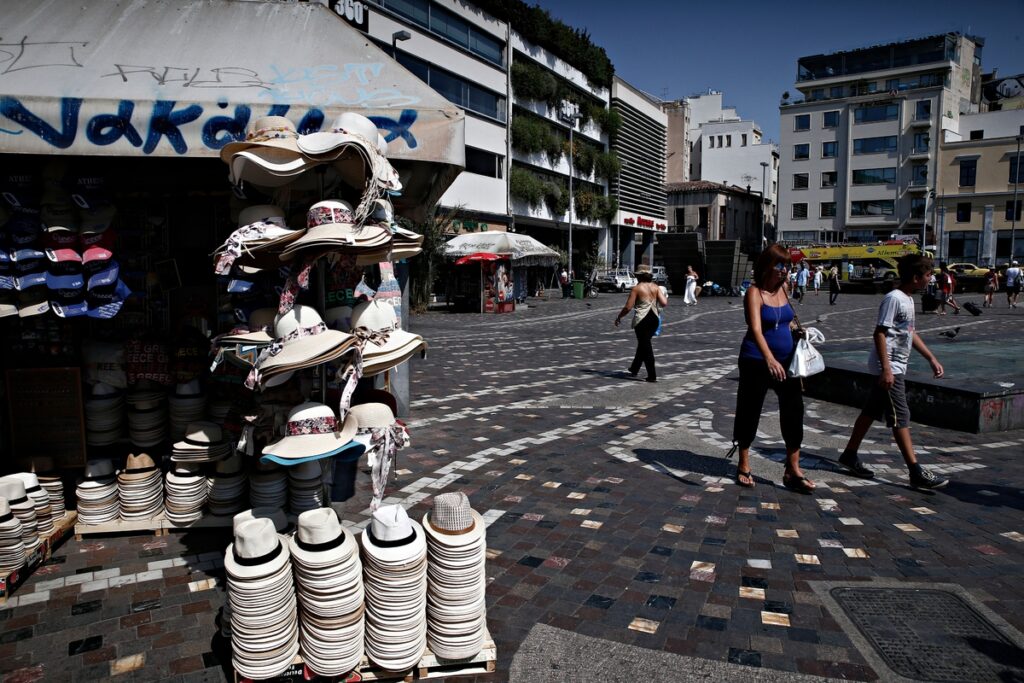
[6,214,41,246]
[45,248,82,264]
[0,292,17,318]
[17,288,49,317]
[86,279,131,319]
[79,205,116,236]
[86,261,119,290]
[46,271,84,290]
[82,246,113,265]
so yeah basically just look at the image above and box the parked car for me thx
[650,266,668,287]
[595,269,637,292]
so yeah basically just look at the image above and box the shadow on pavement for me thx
[577,368,643,381]
[964,636,1024,681]
[941,482,1024,512]
[632,448,747,487]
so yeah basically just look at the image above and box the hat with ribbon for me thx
[220,116,302,161]
[224,517,292,581]
[350,299,425,376]
[360,503,425,565]
[260,401,362,466]
[213,205,302,274]
[279,200,390,261]
[423,491,485,547]
[246,305,356,389]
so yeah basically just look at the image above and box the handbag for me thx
[653,314,663,337]
[788,324,825,378]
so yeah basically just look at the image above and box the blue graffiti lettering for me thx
[85,100,142,148]
[0,96,81,148]
[201,105,251,150]
[297,109,325,135]
[369,109,418,149]
[144,100,203,154]
[266,104,291,117]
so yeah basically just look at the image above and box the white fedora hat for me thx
[224,518,291,580]
[233,507,291,534]
[360,504,425,565]
[289,508,357,566]
[261,402,362,465]
[78,459,116,488]
[423,492,485,547]
[0,479,30,508]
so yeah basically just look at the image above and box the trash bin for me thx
[572,280,584,299]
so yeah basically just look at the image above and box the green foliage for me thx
[404,204,460,313]
[510,166,545,208]
[475,0,614,87]
[579,243,606,276]
[601,196,619,223]
[510,61,558,106]
[592,107,622,138]
[572,190,618,223]
[594,151,621,181]
[569,140,596,177]
[543,180,569,217]
[511,60,621,137]
[511,112,564,163]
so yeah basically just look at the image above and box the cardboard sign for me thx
[6,368,86,469]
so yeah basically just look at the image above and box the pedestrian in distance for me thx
[729,245,813,493]
[828,265,841,305]
[683,265,699,306]
[795,262,809,304]
[813,265,823,296]
[1007,260,1022,308]
[847,262,854,281]
[983,267,999,308]
[559,266,570,299]
[937,263,961,315]
[837,254,949,490]
[614,265,668,383]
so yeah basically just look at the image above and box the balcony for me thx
[910,114,932,127]
[908,183,929,193]
[909,146,931,159]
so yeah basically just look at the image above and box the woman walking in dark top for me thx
[731,245,813,493]
[827,265,841,305]
[614,265,668,383]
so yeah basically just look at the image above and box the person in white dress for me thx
[683,265,699,305]
[813,266,823,295]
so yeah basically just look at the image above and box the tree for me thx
[403,204,462,313]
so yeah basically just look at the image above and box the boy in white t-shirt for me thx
[1006,260,1022,308]
[837,254,948,489]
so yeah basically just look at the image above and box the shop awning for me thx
[444,233,560,266]
[0,0,465,219]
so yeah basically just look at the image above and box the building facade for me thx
[936,109,1024,263]
[610,77,668,269]
[778,32,985,245]
[666,180,766,254]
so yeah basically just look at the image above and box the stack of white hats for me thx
[75,460,120,525]
[84,383,125,446]
[7,473,53,536]
[0,498,26,575]
[289,508,364,676]
[126,390,168,447]
[360,504,428,671]
[233,507,292,536]
[117,453,164,521]
[250,461,289,509]
[0,479,39,552]
[288,461,325,516]
[226,518,300,680]
[37,474,66,521]
[208,453,248,517]
[423,492,488,660]
[168,380,207,442]
[172,422,231,463]
[164,464,208,525]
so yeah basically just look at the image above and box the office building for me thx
[778,32,985,245]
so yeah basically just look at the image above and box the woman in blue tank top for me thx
[730,245,813,494]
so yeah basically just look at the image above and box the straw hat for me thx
[423,492,485,548]
[224,517,291,581]
[360,504,425,565]
[220,117,302,162]
[254,306,356,386]
[261,402,362,466]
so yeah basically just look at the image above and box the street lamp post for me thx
[759,161,769,249]
[1012,134,1022,262]
[391,30,411,57]
[922,189,934,256]
[560,103,584,283]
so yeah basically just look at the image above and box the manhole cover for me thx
[832,587,1024,682]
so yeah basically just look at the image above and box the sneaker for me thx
[909,467,948,490]
[838,452,874,479]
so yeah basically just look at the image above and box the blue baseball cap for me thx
[86,279,131,319]
[46,271,85,290]
[14,270,46,290]
[51,299,89,318]
[86,261,119,290]
[10,247,44,262]
[5,213,41,245]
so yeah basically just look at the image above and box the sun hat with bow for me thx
[214,205,303,274]
[248,305,356,388]
[261,401,363,466]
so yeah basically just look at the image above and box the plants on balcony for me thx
[543,181,570,217]
[510,166,545,208]
[511,62,558,104]
[589,105,621,138]
[511,114,564,163]
[567,139,596,177]
[594,151,621,181]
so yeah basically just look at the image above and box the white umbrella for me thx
[444,233,559,265]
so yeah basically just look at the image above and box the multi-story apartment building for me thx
[610,78,668,269]
[936,109,1024,263]
[778,32,985,245]
[663,91,778,245]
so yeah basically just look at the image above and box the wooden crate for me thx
[0,510,79,604]
[232,628,496,682]
[74,511,236,539]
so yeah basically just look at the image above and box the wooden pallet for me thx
[74,511,236,539]
[233,629,496,682]
[0,510,78,604]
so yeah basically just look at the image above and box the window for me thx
[811,88,825,101]
[969,130,984,140]
[850,200,895,216]
[852,167,896,184]
[854,104,899,123]
[911,197,926,219]
[956,202,972,222]
[465,147,503,178]
[913,132,930,153]
[821,171,837,188]
[718,136,723,147]
[915,100,931,120]
[792,203,808,219]
[741,134,747,146]
[830,86,843,99]
[1007,200,1023,222]
[708,136,714,148]
[793,173,809,189]
[822,141,838,158]
[885,78,900,91]
[726,135,732,147]
[794,144,809,160]
[853,136,897,154]
[823,111,839,128]
[911,163,928,185]
[947,231,980,261]
[959,159,977,187]
[794,114,810,131]
[381,0,504,65]
[395,52,506,120]
[1010,155,1023,183]
[851,82,878,96]
[820,202,836,217]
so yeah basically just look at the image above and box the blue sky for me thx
[539,0,1023,142]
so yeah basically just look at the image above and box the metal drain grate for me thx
[832,587,1024,682]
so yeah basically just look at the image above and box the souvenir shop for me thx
[0,1,493,679]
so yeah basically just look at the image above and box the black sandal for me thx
[736,470,755,488]
[782,472,815,495]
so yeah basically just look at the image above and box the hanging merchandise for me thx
[244,306,357,390]
[347,402,409,511]
[261,401,363,467]
[214,205,303,275]
[349,299,426,378]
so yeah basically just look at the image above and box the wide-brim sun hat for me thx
[220,116,302,161]
[261,403,359,464]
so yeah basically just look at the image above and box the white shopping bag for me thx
[788,327,825,378]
